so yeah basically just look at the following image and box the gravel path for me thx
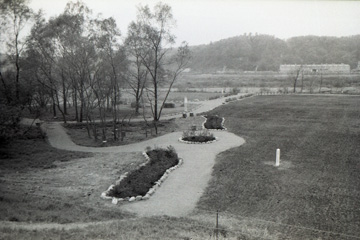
[40,120,245,217]
[19,94,248,217]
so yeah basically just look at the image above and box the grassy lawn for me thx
[198,95,360,238]
[175,73,360,92]
[1,95,359,239]
[0,127,136,224]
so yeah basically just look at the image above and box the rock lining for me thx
[178,137,218,144]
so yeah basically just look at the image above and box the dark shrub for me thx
[109,147,179,198]
[163,102,176,108]
[204,115,225,130]
[182,135,215,143]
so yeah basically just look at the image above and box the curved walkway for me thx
[41,121,244,217]
[20,94,249,217]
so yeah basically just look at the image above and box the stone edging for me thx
[101,152,183,204]
[201,116,227,131]
[178,137,218,144]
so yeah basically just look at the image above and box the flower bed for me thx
[203,115,226,130]
[182,135,215,143]
[179,129,217,144]
[102,146,181,202]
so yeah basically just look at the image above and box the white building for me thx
[280,64,351,74]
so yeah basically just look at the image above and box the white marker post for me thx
[275,148,280,167]
[184,96,188,112]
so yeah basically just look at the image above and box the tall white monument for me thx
[184,96,188,112]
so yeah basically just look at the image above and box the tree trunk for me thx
[113,85,118,141]
[62,73,67,115]
[153,120,158,135]
[74,89,79,122]
[79,89,84,122]
[51,89,57,118]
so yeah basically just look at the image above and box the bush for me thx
[163,102,176,108]
[182,129,215,143]
[225,97,237,102]
[204,115,225,130]
[209,95,221,100]
[109,146,179,198]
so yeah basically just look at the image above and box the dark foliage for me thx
[182,136,215,143]
[110,148,179,198]
[163,102,176,108]
[204,115,225,130]
[188,34,360,72]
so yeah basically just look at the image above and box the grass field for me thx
[1,95,359,239]
[198,95,360,238]
[175,73,360,92]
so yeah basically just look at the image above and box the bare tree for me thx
[125,21,149,115]
[0,0,33,103]
[289,64,303,93]
[131,3,191,133]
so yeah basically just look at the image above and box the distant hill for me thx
[187,34,360,73]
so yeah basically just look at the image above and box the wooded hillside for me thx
[188,34,360,72]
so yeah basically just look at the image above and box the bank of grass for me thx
[0,126,92,171]
[0,127,123,223]
[0,215,276,240]
[198,95,360,238]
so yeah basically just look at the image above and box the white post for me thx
[184,96,188,112]
[275,148,280,166]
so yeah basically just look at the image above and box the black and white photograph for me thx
[1,0,360,239]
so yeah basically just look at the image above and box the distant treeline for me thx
[188,34,360,72]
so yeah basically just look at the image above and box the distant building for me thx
[280,64,351,74]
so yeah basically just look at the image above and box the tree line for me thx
[188,34,360,72]
[0,0,190,142]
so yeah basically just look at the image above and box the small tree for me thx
[131,3,191,133]
[289,65,303,93]
[0,0,33,103]
[125,21,149,115]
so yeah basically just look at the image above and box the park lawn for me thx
[1,95,359,239]
[0,127,152,224]
[198,95,360,238]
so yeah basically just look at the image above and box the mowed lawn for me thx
[198,95,360,238]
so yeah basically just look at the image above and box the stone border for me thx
[178,136,218,144]
[101,152,183,204]
[201,116,227,131]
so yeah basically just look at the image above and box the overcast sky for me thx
[29,0,360,46]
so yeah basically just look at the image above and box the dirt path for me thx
[39,120,245,217]
[13,94,246,220]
